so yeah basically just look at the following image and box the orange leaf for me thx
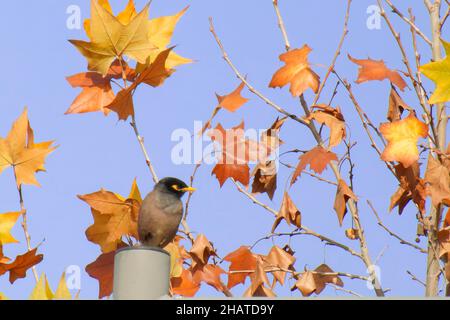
[271,192,301,232]
[189,234,215,265]
[293,264,343,297]
[85,250,116,299]
[307,105,346,149]
[348,54,407,91]
[0,248,43,284]
[380,112,428,168]
[269,45,320,96]
[263,246,296,285]
[216,82,249,112]
[192,264,226,292]
[291,146,338,185]
[251,161,277,200]
[333,179,358,226]
[171,269,200,297]
[223,246,257,289]
[424,155,450,208]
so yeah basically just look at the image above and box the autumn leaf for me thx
[251,161,277,200]
[263,246,296,286]
[244,257,273,297]
[216,82,249,112]
[387,87,411,122]
[164,241,183,278]
[389,162,426,215]
[380,112,428,168]
[0,248,44,284]
[70,1,155,75]
[424,155,450,208]
[171,269,200,297]
[269,45,320,96]
[192,264,226,292]
[438,229,450,259]
[85,250,116,299]
[209,122,253,187]
[0,108,56,187]
[190,234,215,266]
[333,179,358,226]
[420,39,450,104]
[292,264,343,296]
[106,48,174,120]
[307,105,346,149]
[0,211,23,244]
[271,192,301,233]
[291,146,338,185]
[223,246,257,289]
[54,272,72,300]
[348,54,407,91]
[29,274,54,300]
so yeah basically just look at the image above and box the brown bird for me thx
[138,177,196,248]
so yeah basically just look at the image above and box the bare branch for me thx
[272,0,290,51]
[407,270,426,287]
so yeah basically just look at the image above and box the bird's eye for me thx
[171,184,180,191]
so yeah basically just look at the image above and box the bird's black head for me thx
[155,177,196,198]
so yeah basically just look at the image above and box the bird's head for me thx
[155,177,196,198]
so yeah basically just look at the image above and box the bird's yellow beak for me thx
[180,186,197,193]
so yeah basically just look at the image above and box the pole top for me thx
[116,245,170,257]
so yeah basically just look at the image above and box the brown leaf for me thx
[307,105,346,149]
[216,82,249,112]
[387,87,411,122]
[333,179,358,226]
[223,246,257,289]
[424,155,450,208]
[251,161,277,200]
[245,257,271,296]
[348,54,407,91]
[269,45,320,96]
[85,250,116,299]
[345,228,360,240]
[444,209,450,228]
[189,234,215,265]
[171,269,200,297]
[438,229,450,259]
[293,264,343,296]
[272,192,301,232]
[105,85,136,121]
[263,246,296,285]
[0,248,43,284]
[291,146,338,185]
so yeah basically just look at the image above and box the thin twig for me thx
[367,200,427,253]
[407,270,426,287]
[272,0,290,51]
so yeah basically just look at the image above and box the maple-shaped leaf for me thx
[291,146,338,185]
[65,60,135,115]
[389,162,426,215]
[192,264,226,292]
[263,245,296,286]
[387,87,411,122]
[209,122,254,187]
[269,45,320,96]
[53,272,72,300]
[106,48,174,121]
[223,246,257,289]
[216,82,249,112]
[0,109,56,187]
[271,192,301,232]
[424,155,450,208]
[70,1,155,75]
[348,54,407,91]
[333,179,358,226]
[189,234,215,266]
[85,250,117,299]
[29,273,54,300]
[0,211,23,244]
[420,40,450,104]
[307,105,346,149]
[292,264,343,297]
[380,112,428,168]
[79,185,141,252]
[243,257,274,297]
[171,268,200,297]
[0,248,43,284]
[251,161,277,200]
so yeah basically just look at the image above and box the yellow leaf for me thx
[0,212,23,244]
[0,108,56,187]
[164,242,183,278]
[380,112,428,168]
[420,40,450,104]
[0,292,8,300]
[70,0,155,75]
[128,178,142,204]
[54,272,72,300]
[29,274,54,300]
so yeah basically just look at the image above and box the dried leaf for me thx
[190,234,215,265]
[333,180,358,226]
[192,264,226,292]
[171,269,200,297]
[251,161,277,200]
[223,246,257,289]
[263,246,296,285]
[424,155,450,208]
[387,87,411,122]
[307,105,346,149]
[293,264,343,296]
[272,192,301,232]
[291,146,338,185]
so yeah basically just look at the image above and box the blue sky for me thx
[0,0,446,298]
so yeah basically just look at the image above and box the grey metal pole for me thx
[113,246,170,300]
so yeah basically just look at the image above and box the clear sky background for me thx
[0,0,447,299]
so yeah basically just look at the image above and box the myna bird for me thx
[138,177,196,248]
